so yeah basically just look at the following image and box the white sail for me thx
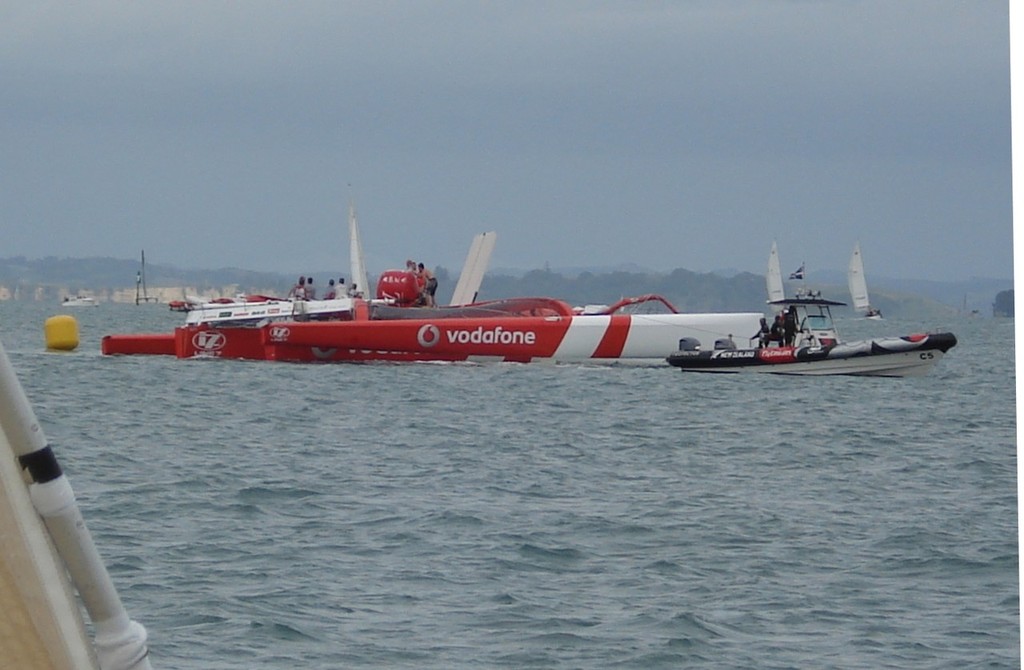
[348,202,369,297]
[450,231,497,306]
[848,242,871,312]
[848,242,882,318]
[766,241,785,303]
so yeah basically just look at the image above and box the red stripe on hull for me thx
[591,315,631,358]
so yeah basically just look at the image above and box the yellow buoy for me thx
[44,315,79,351]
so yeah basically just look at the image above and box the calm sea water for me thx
[0,301,1017,668]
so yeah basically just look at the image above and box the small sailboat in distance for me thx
[766,241,785,303]
[848,242,882,319]
[135,250,159,305]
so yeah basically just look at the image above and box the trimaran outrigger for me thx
[103,216,765,365]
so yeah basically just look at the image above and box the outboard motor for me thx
[677,337,701,352]
[714,337,737,350]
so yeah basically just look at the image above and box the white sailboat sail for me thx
[848,242,880,318]
[766,241,785,303]
[450,231,497,306]
[348,202,369,297]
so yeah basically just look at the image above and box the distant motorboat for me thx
[168,299,198,313]
[62,296,98,307]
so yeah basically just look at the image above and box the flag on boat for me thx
[789,264,805,280]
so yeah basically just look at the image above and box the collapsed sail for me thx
[450,231,497,306]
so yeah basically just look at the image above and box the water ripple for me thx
[0,304,1016,668]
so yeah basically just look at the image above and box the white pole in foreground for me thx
[0,339,152,670]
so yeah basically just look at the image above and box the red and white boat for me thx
[102,286,763,366]
[102,221,762,365]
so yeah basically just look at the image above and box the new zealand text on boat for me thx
[666,294,956,377]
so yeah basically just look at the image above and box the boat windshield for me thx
[805,314,830,330]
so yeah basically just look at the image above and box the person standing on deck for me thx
[288,276,307,300]
[769,314,785,346]
[752,317,770,348]
[783,306,798,346]
[418,263,437,307]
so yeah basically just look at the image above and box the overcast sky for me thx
[1,1,1011,282]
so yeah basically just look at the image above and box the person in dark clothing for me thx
[767,314,783,346]
[752,317,770,348]
[783,306,798,346]
[770,315,782,346]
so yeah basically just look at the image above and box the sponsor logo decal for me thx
[672,351,701,358]
[444,325,537,346]
[712,350,756,360]
[417,324,441,348]
[758,348,794,362]
[192,331,226,352]
[269,326,290,342]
